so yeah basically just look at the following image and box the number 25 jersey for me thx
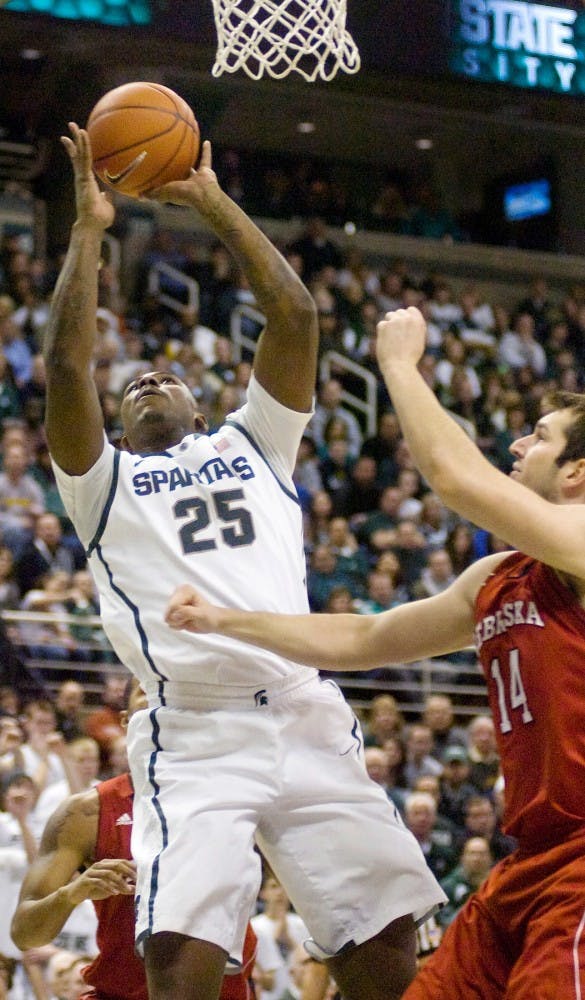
[52,376,317,705]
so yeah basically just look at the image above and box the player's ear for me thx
[120,709,129,729]
[563,457,585,495]
[119,434,133,453]
[194,414,208,434]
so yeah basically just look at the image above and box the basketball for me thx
[86,82,200,199]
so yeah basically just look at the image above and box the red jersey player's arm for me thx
[165,554,507,671]
[11,788,135,950]
[376,307,585,580]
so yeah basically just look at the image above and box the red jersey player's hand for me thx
[165,585,222,634]
[67,859,137,905]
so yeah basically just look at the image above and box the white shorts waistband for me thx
[151,666,319,710]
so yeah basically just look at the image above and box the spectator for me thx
[293,434,323,500]
[435,331,482,407]
[0,714,24,778]
[458,794,517,862]
[374,551,411,605]
[177,304,219,368]
[0,352,21,427]
[498,311,547,376]
[363,694,404,748]
[408,184,461,242]
[437,837,493,928]
[411,775,458,854]
[323,585,356,614]
[19,353,47,419]
[411,549,456,601]
[364,746,407,816]
[356,485,403,557]
[403,725,444,789]
[396,468,424,521]
[332,455,381,521]
[437,746,478,832]
[354,569,405,615]
[390,519,429,590]
[404,792,458,881]
[466,715,500,794]
[319,427,354,502]
[0,314,33,388]
[326,517,369,596]
[54,680,85,744]
[0,441,45,559]
[0,544,19,612]
[444,522,476,575]
[19,699,69,795]
[0,772,41,999]
[83,675,128,770]
[251,871,309,1000]
[14,512,75,597]
[303,489,333,553]
[19,569,77,662]
[288,217,342,284]
[427,281,463,332]
[421,694,468,761]
[309,379,363,460]
[516,276,554,342]
[307,545,356,612]
[361,410,402,472]
[418,492,451,550]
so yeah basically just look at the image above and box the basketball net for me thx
[210,0,361,81]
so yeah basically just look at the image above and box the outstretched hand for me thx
[61,123,115,232]
[165,584,222,634]
[143,140,218,209]
[375,306,428,371]
[68,859,136,905]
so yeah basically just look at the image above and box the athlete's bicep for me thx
[51,437,117,545]
[20,800,93,902]
[364,555,503,665]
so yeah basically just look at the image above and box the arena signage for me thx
[0,0,152,25]
[449,1,585,95]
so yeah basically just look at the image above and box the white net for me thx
[210,0,361,81]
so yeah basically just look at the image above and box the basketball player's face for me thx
[120,371,206,448]
[509,409,573,500]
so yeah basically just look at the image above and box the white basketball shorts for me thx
[128,673,446,959]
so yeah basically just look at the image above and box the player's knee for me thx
[326,915,417,1000]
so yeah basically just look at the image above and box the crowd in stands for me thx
[0,207,583,995]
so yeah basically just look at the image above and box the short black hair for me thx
[544,391,585,466]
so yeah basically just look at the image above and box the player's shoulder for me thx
[46,787,99,835]
[39,787,99,854]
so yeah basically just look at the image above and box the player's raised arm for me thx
[165,557,497,671]
[375,307,585,579]
[146,140,318,413]
[44,124,112,475]
[11,790,135,950]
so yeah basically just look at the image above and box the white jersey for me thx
[53,376,317,706]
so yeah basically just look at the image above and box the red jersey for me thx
[82,774,257,1000]
[82,773,145,1000]
[474,552,585,849]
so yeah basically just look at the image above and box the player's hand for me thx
[143,140,218,208]
[61,123,115,232]
[67,859,137,905]
[165,584,221,634]
[375,306,428,371]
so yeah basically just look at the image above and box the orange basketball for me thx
[86,82,200,199]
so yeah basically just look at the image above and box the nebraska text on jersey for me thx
[474,600,545,651]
